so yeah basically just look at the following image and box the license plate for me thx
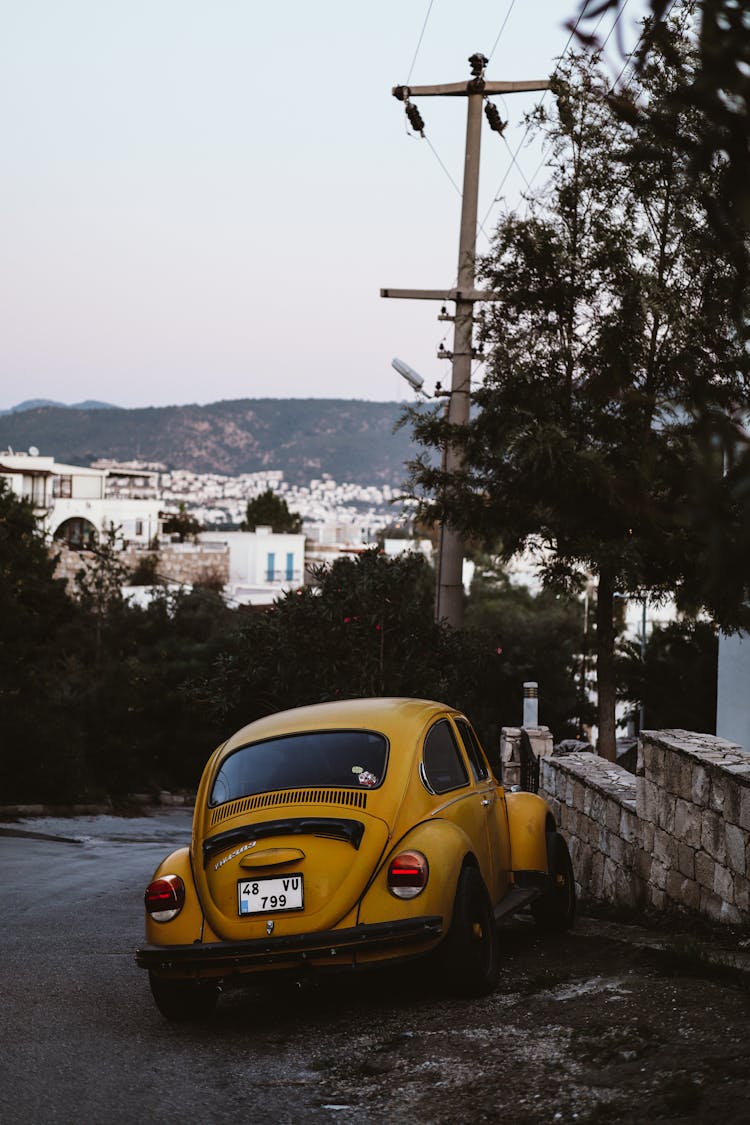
[237,874,304,916]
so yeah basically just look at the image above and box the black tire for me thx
[439,865,499,996]
[532,831,576,933]
[148,972,219,1022]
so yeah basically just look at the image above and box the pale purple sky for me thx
[0,0,647,410]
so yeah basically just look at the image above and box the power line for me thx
[480,0,615,232]
[487,0,518,66]
[406,0,436,85]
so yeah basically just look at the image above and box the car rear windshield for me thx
[209,729,389,807]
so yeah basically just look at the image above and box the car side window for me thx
[455,718,490,782]
[422,719,469,794]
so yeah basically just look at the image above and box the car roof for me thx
[221,697,457,759]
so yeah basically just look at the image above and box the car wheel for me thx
[532,831,576,933]
[148,972,219,1021]
[439,865,499,996]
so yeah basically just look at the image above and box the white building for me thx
[0,450,162,548]
[717,633,750,750]
[199,527,306,606]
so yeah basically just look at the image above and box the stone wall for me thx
[500,726,553,789]
[53,542,229,592]
[539,730,750,926]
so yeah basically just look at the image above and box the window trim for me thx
[208,727,390,808]
[454,718,490,783]
[420,718,470,796]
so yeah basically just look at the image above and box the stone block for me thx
[713,863,735,903]
[692,764,710,806]
[637,778,658,824]
[664,751,684,796]
[725,823,747,876]
[700,888,742,925]
[739,786,750,832]
[606,799,622,833]
[590,851,604,896]
[602,858,618,902]
[576,842,594,889]
[694,850,715,890]
[701,809,727,864]
[608,832,627,866]
[734,874,750,915]
[673,798,701,849]
[677,843,695,880]
[648,886,667,911]
[644,741,665,787]
[572,779,585,810]
[590,792,604,824]
[657,792,676,833]
[653,827,676,868]
[651,859,668,891]
[666,870,700,911]
[614,865,641,909]
[635,848,653,881]
[636,739,645,777]
[620,808,639,845]
[641,822,655,853]
[503,764,521,789]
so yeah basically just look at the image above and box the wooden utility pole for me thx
[382,55,549,628]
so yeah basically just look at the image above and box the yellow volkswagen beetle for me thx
[136,698,574,1019]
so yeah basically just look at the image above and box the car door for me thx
[453,717,512,904]
[421,717,494,899]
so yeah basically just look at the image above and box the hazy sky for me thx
[0,1,647,411]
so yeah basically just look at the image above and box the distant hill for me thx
[0,398,425,486]
[0,398,120,415]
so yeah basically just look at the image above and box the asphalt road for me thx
[2,811,750,1125]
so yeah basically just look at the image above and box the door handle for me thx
[481,798,492,807]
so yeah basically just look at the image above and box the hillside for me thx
[0,398,424,486]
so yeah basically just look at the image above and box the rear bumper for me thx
[136,915,443,975]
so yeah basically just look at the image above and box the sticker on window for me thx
[357,770,378,788]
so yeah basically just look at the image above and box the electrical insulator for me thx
[405,102,425,135]
[468,53,488,78]
[484,101,507,135]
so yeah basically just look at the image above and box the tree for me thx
[618,618,718,735]
[571,2,750,292]
[162,502,201,542]
[241,489,302,534]
[466,560,587,738]
[406,19,746,759]
[193,550,507,756]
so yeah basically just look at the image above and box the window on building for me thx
[285,552,294,581]
[55,475,72,499]
[421,719,469,794]
[265,551,276,582]
[135,519,143,536]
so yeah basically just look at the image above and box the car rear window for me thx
[209,729,388,807]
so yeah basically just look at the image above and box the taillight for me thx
[387,851,428,899]
[145,874,185,922]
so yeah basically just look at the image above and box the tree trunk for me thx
[596,567,617,762]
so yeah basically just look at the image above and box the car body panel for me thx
[505,790,553,874]
[138,697,563,985]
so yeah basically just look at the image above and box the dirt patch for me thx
[218,915,750,1123]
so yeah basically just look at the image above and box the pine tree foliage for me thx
[406,16,748,758]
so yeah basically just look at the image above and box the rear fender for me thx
[145,846,205,947]
[358,818,475,931]
[505,791,553,876]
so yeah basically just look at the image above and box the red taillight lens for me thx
[387,851,428,899]
[145,874,185,923]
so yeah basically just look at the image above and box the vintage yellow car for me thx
[136,697,574,1019]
